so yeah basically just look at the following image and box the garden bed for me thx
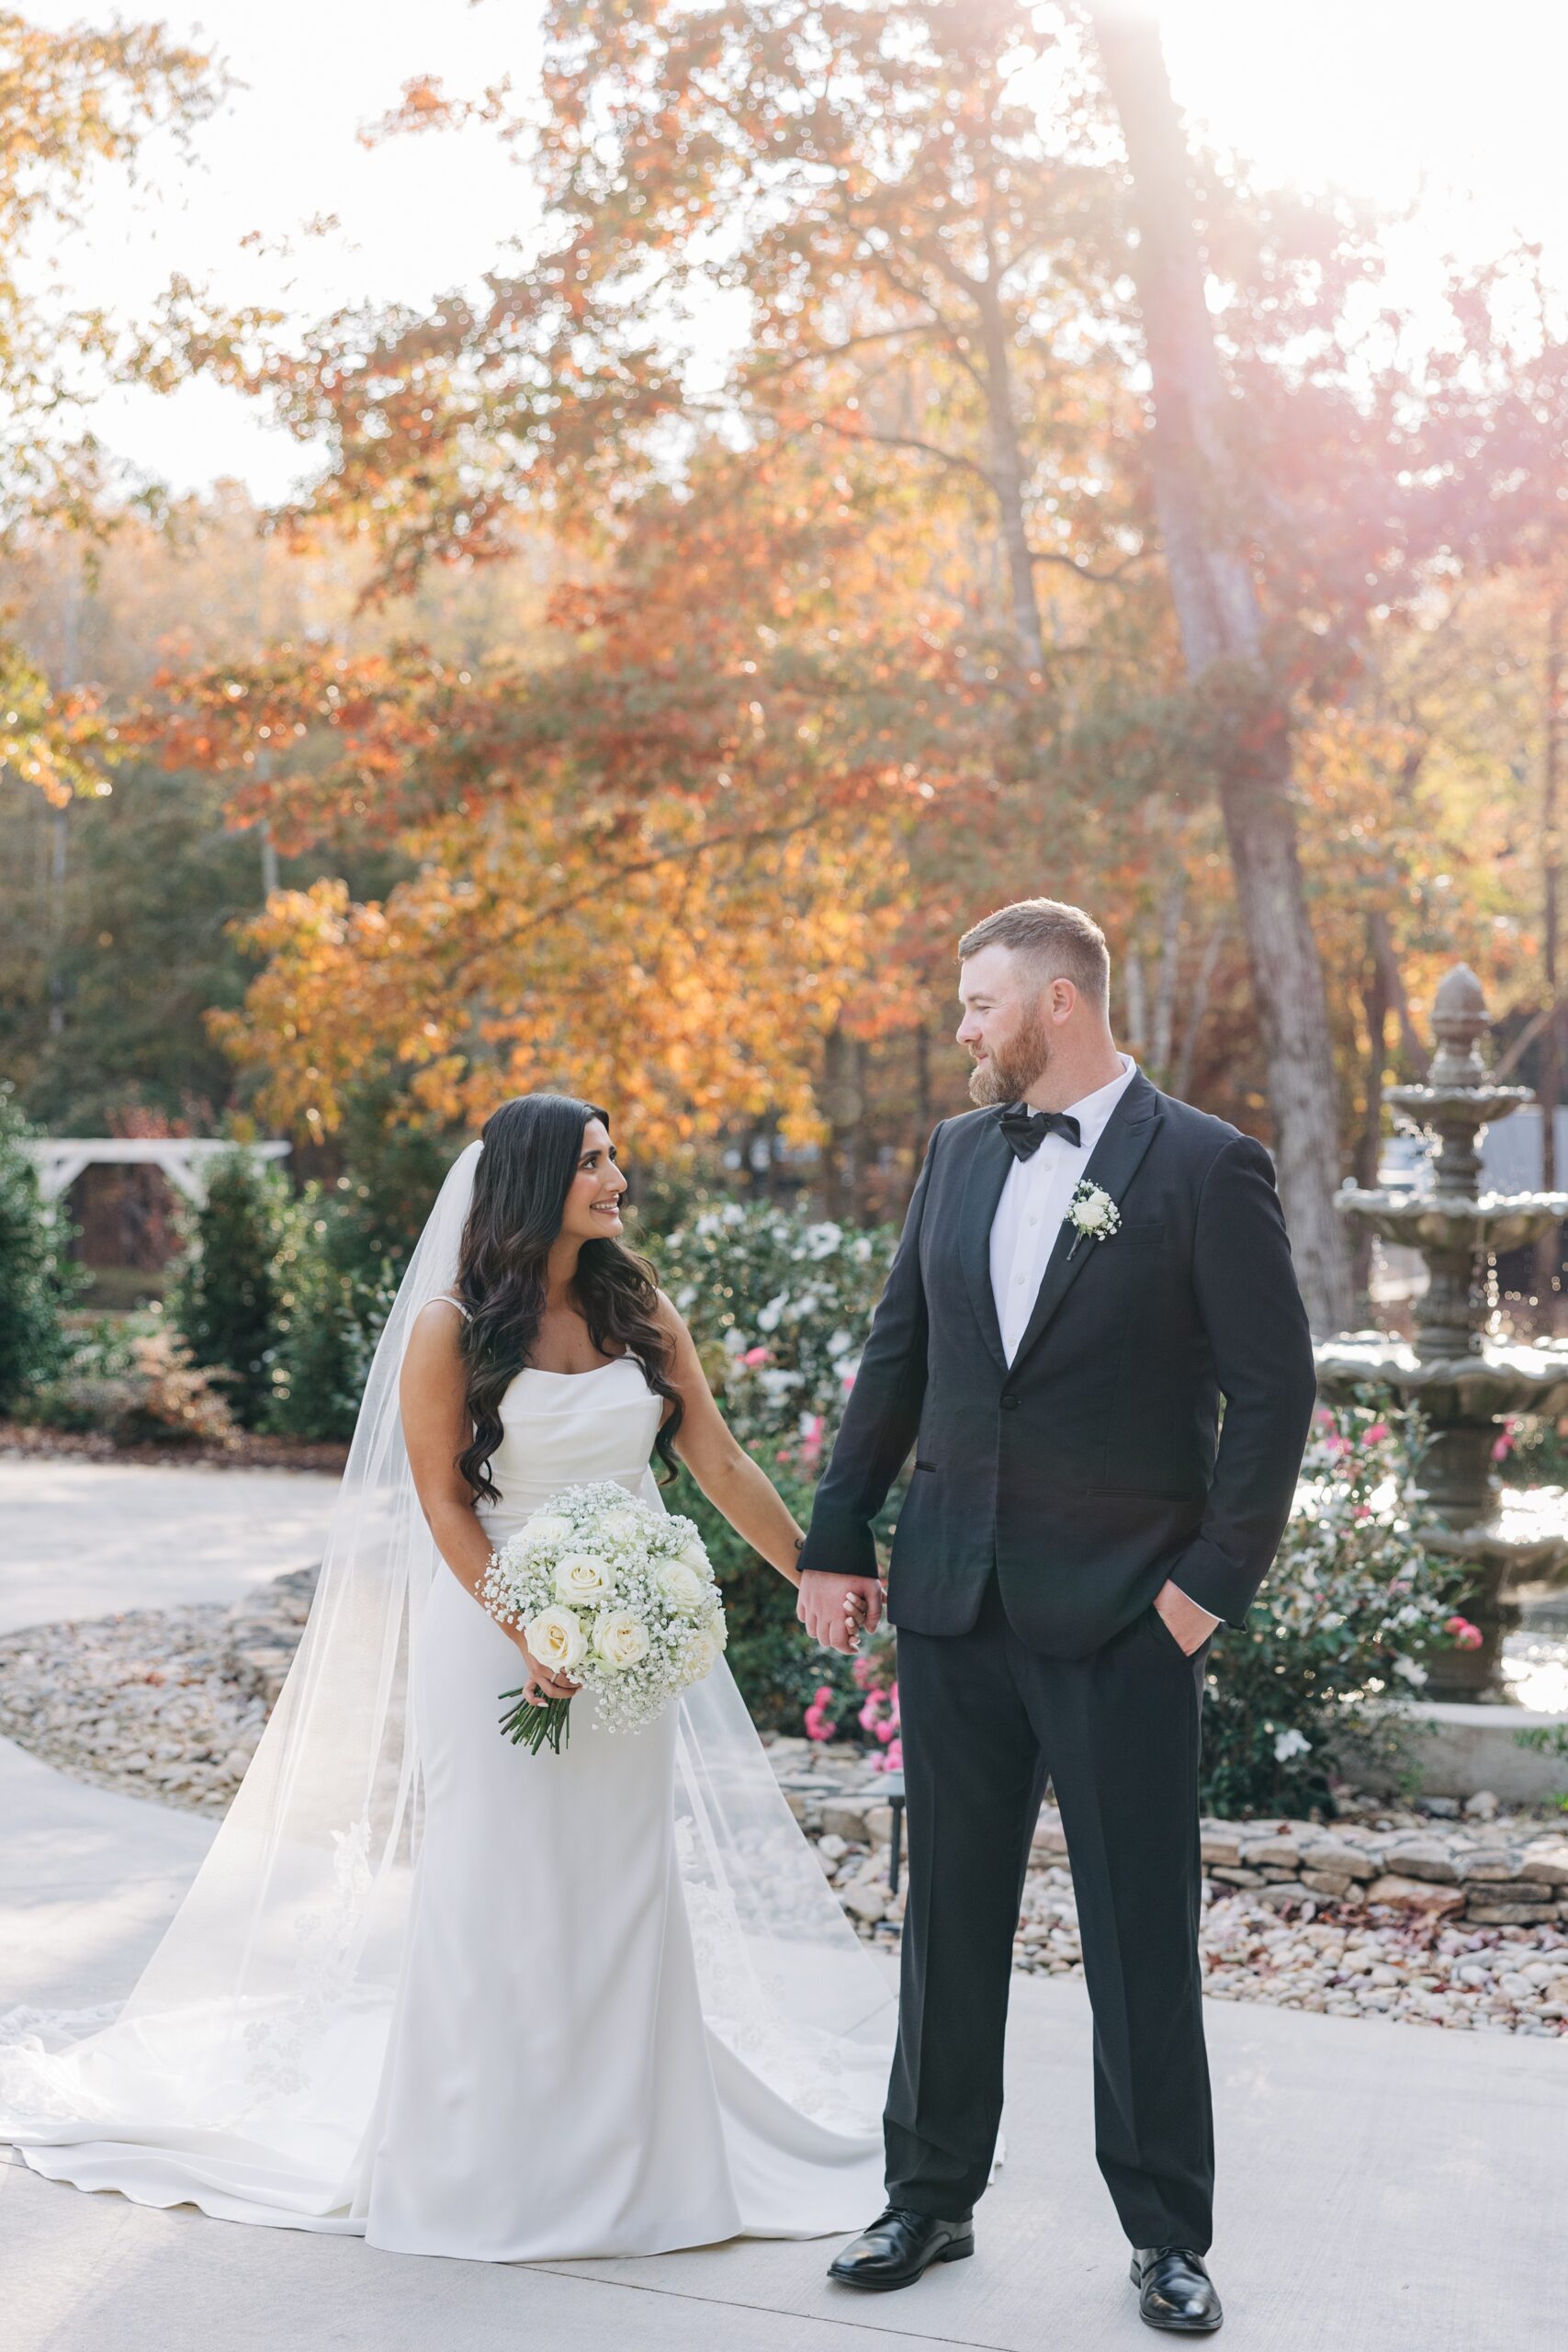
[0,1418,349,1475]
[3,1567,1566,2036]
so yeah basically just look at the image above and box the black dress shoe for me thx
[1130,2246,1224,2333]
[827,2205,975,2291]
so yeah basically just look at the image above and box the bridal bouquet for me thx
[479,1478,727,1755]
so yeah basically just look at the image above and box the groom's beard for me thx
[968,1007,1052,1107]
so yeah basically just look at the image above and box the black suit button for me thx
[1000,1395,1020,1411]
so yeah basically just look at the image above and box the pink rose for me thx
[804,1682,838,1742]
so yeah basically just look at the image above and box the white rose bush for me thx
[652,1200,895,1457]
[479,1479,726,1755]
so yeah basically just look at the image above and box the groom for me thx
[797,898,1317,2334]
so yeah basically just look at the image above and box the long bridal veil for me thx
[0,1137,896,2224]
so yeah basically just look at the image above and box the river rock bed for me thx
[766,1738,1568,2035]
[0,1568,320,1811]
[0,1604,270,1811]
[1,1575,1566,2033]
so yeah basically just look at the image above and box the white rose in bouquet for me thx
[595,1506,642,1544]
[523,1605,587,1675]
[479,1478,725,1752]
[592,1610,651,1672]
[519,1512,572,1552]
[686,1628,720,1682]
[655,1557,710,1618]
[554,1552,617,1607]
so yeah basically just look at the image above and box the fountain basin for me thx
[1314,1332,1568,1420]
[1343,1701,1568,1804]
[1383,1081,1536,1123]
[1334,1187,1568,1254]
[1420,1487,1568,1589]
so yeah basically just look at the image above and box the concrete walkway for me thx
[0,1458,338,1632]
[0,1736,214,2013]
[5,1968,1563,2350]
[3,1460,1565,2347]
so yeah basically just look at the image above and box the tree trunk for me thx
[819,1023,860,1221]
[1355,913,1393,1310]
[1534,587,1564,1325]
[1089,3,1352,1334]
[1151,866,1185,1076]
[1124,944,1148,1058]
[975,273,1047,669]
[1172,918,1225,1101]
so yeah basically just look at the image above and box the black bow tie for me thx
[998,1104,1082,1160]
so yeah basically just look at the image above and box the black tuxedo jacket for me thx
[796,1071,1318,1656]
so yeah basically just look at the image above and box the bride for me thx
[0,1093,895,2258]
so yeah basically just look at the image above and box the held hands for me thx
[1153,1577,1221,1657]
[797,1572,886,1655]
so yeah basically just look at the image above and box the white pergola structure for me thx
[18,1136,292,1204]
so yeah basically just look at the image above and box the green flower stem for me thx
[498,1686,573,1755]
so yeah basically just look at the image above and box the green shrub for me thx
[328,1085,463,1278]
[22,1325,239,1447]
[0,1086,88,1411]
[1200,1393,1466,1817]
[651,1202,899,1728]
[167,1145,292,1427]
[265,1185,398,1441]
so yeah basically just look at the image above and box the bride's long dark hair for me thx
[449,1092,683,1503]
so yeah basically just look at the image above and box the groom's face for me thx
[958,946,1053,1106]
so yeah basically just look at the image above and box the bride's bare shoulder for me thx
[650,1286,692,1342]
[401,1295,468,1390]
[417,1292,471,1325]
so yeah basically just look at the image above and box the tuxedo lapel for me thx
[957,1110,1015,1374]
[1008,1072,1164,1373]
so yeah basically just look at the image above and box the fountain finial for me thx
[1428,963,1490,1088]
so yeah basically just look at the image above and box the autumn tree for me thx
[207,2,1414,1308]
[138,445,1022,1161]
[96,0,1565,1262]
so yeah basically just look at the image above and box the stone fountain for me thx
[1315,963,1568,1700]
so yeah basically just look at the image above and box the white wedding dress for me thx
[0,1187,895,2258]
[364,1347,887,2257]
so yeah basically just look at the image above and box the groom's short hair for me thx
[959,898,1111,1013]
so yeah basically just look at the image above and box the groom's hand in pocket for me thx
[1154,1577,1222,1657]
[797,1571,885,1654]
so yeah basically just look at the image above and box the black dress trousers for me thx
[886,1571,1215,2251]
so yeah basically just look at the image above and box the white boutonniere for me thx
[1064,1178,1121,1260]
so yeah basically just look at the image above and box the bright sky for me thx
[27,0,1568,502]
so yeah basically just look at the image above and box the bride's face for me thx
[558,1117,628,1246]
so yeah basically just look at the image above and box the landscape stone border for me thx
[2,1566,1565,2033]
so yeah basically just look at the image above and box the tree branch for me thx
[815,413,995,489]
[1029,545,1148,587]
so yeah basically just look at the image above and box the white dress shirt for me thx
[988,1052,1137,1365]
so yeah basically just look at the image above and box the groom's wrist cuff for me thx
[1164,1533,1257,1629]
[796,1520,878,1583]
